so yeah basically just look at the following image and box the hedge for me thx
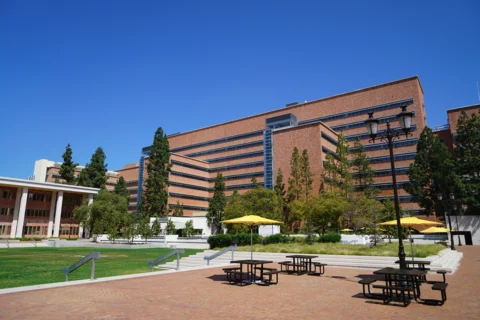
[262,234,295,245]
[318,232,341,243]
[208,233,260,249]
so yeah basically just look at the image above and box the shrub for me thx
[318,232,341,243]
[208,233,260,249]
[19,237,44,242]
[262,234,295,245]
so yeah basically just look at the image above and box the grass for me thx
[0,247,202,289]
[236,242,445,257]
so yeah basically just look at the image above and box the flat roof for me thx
[447,103,480,112]
[0,176,100,194]
[160,76,421,141]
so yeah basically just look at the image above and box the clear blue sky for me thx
[1,0,479,178]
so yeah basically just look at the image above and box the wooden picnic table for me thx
[230,260,273,284]
[285,255,318,274]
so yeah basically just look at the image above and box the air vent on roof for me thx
[285,102,298,107]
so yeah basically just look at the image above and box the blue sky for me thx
[1,0,479,178]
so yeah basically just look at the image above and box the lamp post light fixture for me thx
[436,193,456,251]
[364,106,414,270]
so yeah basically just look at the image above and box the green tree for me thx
[355,196,384,245]
[274,168,286,199]
[151,216,161,236]
[183,219,195,237]
[223,190,249,233]
[380,198,397,243]
[59,143,78,184]
[73,189,128,240]
[455,111,480,214]
[172,201,184,216]
[251,176,261,188]
[288,147,302,201]
[137,215,153,242]
[300,149,314,200]
[114,176,129,201]
[77,147,108,189]
[405,127,463,216]
[306,193,349,235]
[166,219,177,235]
[122,213,137,244]
[207,173,226,234]
[321,134,353,199]
[142,127,172,217]
[241,187,282,221]
[351,138,377,198]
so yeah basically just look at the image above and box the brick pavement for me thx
[0,247,479,320]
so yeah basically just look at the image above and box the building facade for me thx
[138,76,427,217]
[0,177,98,239]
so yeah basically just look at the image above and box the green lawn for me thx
[0,247,202,289]
[236,242,444,257]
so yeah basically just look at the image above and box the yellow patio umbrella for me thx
[341,228,353,232]
[222,215,283,261]
[421,227,454,233]
[379,217,444,261]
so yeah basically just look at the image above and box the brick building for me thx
[138,76,427,217]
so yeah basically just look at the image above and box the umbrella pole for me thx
[409,229,414,262]
[250,225,253,261]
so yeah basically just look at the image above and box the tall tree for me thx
[207,173,226,234]
[224,190,249,233]
[77,147,108,189]
[321,134,353,199]
[306,193,349,235]
[300,149,314,200]
[166,218,177,235]
[288,147,302,201]
[114,176,129,201]
[172,201,184,216]
[59,143,78,184]
[355,196,384,246]
[142,127,172,217]
[274,168,286,199]
[241,187,283,221]
[251,176,260,188]
[151,216,161,237]
[351,138,378,198]
[183,219,195,237]
[454,111,480,214]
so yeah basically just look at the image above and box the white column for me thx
[47,192,57,237]
[15,188,29,238]
[53,191,64,238]
[10,188,22,238]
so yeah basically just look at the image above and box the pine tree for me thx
[166,219,177,235]
[151,216,161,236]
[207,173,226,234]
[454,111,480,214]
[251,176,260,188]
[321,134,353,199]
[288,147,302,201]
[274,168,286,199]
[114,176,129,201]
[172,201,184,216]
[59,143,78,184]
[142,127,172,217]
[351,138,377,198]
[300,149,314,200]
[183,219,195,237]
[77,147,108,188]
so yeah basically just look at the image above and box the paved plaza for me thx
[0,247,479,319]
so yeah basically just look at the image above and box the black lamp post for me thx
[453,204,462,246]
[436,193,456,250]
[364,106,414,270]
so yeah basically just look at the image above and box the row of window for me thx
[352,167,410,177]
[170,181,264,192]
[28,193,52,202]
[26,209,49,217]
[23,225,48,236]
[185,140,264,158]
[298,98,414,125]
[368,152,416,164]
[376,195,413,203]
[2,190,16,200]
[331,112,416,132]
[61,210,75,219]
[169,204,208,212]
[321,131,338,146]
[345,125,418,141]
[206,151,264,163]
[169,193,210,202]
[355,181,410,190]
[60,225,79,236]
[0,225,11,235]
[0,207,14,216]
[63,197,82,206]
[171,159,264,173]
[358,139,418,152]
[143,130,265,155]
[170,170,264,182]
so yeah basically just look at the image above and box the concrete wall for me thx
[455,216,480,245]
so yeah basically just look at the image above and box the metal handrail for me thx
[204,245,238,265]
[147,248,185,272]
[62,252,101,282]
[3,239,9,248]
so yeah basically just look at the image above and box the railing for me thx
[2,239,9,248]
[147,248,185,272]
[62,252,101,282]
[204,245,238,266]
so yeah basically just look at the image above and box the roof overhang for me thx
[0,176,100,195]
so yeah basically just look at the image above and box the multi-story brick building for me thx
[138,76,427,217]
